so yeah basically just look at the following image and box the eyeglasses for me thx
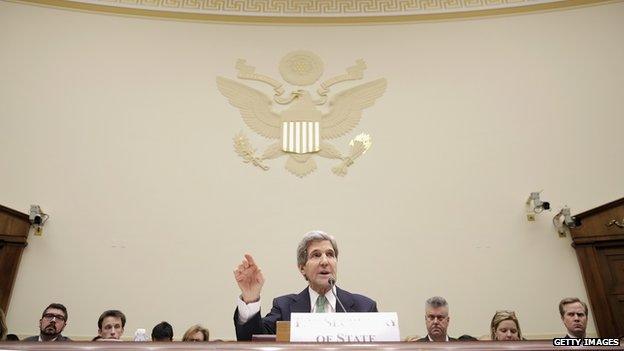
[426,314,448,322]
[42,313,66,322]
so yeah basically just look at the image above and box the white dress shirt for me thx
[427,334,450,342]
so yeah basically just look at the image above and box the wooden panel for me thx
[573,244,615,337]
[598,245,624,294]
[596,245,624,337]
[606,294,624,338]
[0,242,27,313]
[0,204,30,314]
[0,341,621,351]
[276,321,291,342]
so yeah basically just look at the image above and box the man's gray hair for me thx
[296,230,339,267]
[425,296,448,309]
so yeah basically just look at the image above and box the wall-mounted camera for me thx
[526,191,550,221]
[29,205,49,236]
[552,206,582,237]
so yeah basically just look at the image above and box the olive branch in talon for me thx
[332,133,372,176]
[233,132,269,170]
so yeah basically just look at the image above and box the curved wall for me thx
[1,0,623,340]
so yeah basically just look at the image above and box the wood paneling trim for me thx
[570,206,624,240]
[0,235,28,245]
[0,204,29,222]
[0,217,31,238]
[574,197,624,220]
[573,236,624,245]
[0,205,31,240]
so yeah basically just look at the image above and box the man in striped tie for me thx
[233,230,378,341]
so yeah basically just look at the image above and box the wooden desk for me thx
[0,341,621,351]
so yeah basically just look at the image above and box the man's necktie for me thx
[315,295,328,313]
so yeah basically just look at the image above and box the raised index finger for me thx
[244,253,257,267]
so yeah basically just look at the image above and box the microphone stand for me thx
[328,278,347,312]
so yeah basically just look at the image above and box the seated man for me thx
[23,303,72,342]
[559,297,588,338]
[416,296,456,342]
[233,230,378,341]
[151,321,174,341]
[97,310,126,341]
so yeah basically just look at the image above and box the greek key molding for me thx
[15,0,619,22]
[84,0,558,15]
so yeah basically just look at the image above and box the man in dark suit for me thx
[233,230,378,341]
[22,303,72,342]
[415,296,456,342]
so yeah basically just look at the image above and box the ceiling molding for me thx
[11,0,621,23]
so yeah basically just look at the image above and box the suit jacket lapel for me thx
[336,287,355,312]
[290,288,312,314]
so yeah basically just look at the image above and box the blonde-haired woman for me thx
[490,310,523,341]
[182,325,209,342]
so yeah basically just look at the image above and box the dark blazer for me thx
[234,287,377,341]
[415,335,457,342]
[22,335,72,342]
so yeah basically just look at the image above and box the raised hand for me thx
[234,254,265,303]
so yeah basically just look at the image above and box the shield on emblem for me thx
[282,121,320,154]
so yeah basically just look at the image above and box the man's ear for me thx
[98,329,102,336]
[299,265,308,280]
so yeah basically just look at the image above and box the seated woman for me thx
[490,310,523,341]
[182,325,209,342]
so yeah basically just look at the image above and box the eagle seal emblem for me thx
[217,50,387,177]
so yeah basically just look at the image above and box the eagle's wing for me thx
[216,77,281,139]
[321,78,387,140]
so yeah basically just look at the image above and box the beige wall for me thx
[1,0,623,340]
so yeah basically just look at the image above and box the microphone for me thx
[328,277,347,313]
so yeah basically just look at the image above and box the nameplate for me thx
[289,312,400,342]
